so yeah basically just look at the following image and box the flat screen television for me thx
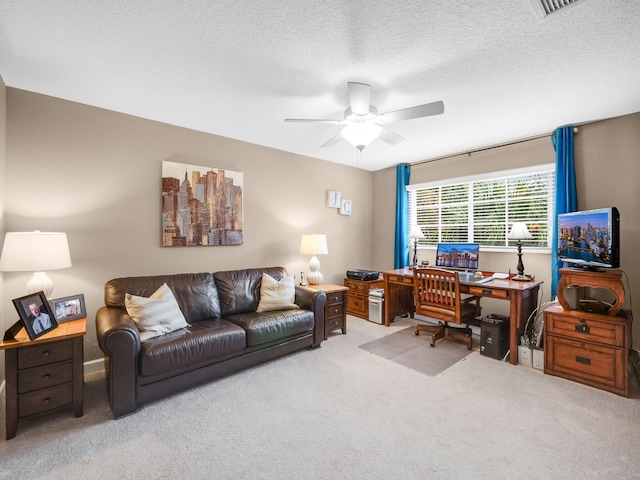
[435,243,480,270]
[557,207,620,269]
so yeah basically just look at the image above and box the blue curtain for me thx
[394,163,411,269]
[551,126,578,297]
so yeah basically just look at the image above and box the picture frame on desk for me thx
[50,293,86,323]
[12,291,58,340]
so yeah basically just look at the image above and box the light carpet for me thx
[1,316,639,479]
[359,325,479,376]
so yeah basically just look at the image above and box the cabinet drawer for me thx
[326,303,344,319]
[546,313,625,347]
[388,275,413,286]
[345,280,366,293]
[326,292,344,306]
[18,340,73,369]
[18,361,73,394]
[347,294,367,316]
[19,383,73,418]
[546,335,625,390]
[467,286,510,299]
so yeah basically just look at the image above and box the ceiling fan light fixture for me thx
[341,123,381,150]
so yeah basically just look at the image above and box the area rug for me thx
[359,326,480,376]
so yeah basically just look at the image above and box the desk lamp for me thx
[300,234,328,285]
[508,222,532,281]
[0,231,72,297]
[408,225,425,268]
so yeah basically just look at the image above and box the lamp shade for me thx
[508,222,532,241]
[408,225,425,239]
[299,234,328,255]
[341,123,381,150]
[0,231,72,271]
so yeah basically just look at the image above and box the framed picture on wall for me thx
[12,291,58,340]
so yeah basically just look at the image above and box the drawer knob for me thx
[43,374,51,381]
[43,398,51,405]
[43,351,51,357]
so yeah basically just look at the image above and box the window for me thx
[407,165,555,250]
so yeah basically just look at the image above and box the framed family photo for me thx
[49,293,86,323]
[12,291,58,341]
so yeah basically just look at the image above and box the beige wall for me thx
[373,112,640,344]
[2,88,373,368]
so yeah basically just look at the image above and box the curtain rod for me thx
[410,132,553,168]
[411,123,586,168]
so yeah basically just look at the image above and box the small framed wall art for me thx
[340,198,352,215]
[327,190,341,208]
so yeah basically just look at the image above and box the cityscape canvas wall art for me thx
[162,161,244,246]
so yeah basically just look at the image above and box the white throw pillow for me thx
[125,283,189,342]
[256,273,299,312]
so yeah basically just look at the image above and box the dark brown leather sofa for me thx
[95,266,326,418]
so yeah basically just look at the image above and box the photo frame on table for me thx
[12,291,58,341]
[49,293,86,323]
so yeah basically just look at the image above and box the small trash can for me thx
[368,289,385,324]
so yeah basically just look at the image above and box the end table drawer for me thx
[18,340,73,369]
[18,361,73,394]
[327,303,344,319]
[19,383,73,418]
[326,292,344,306]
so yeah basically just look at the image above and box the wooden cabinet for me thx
[308,284,349,339]
[544,304,631,397]
[1,317,86,439]
[344,277,383,320]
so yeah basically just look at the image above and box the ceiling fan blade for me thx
[347,82,371,116]
[321,133,344,148]
[284,118,342,124]
[381,100,444,123]
[378,126,404,145]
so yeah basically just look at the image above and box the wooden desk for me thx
[0,317,86,439]
[383,268,542,365]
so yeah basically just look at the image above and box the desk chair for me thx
[413,268,481,349]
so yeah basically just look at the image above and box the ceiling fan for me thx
[285,82,444,151]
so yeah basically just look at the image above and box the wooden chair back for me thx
[413,268,477,325]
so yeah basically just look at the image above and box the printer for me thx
[346,269,380,281]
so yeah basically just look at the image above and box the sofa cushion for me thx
[125,283,189,342]
[105,273,222,322]
[227,309,315,347]
[256,273,298,312]
[214,267,288,317]
[138,319,247,377]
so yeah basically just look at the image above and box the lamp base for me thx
[511,274,532,282]
[26,272,55,298]
[307,255,323,285]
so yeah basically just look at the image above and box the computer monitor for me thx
[435,243,480,270]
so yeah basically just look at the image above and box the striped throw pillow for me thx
[125,283,189,341]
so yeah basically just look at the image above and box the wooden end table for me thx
[307,284,349,339]
[1,317,86,439]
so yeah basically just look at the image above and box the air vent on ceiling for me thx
[529,0,586,21]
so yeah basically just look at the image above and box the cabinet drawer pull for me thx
[43,374,51,381]
[482,289,492,296]
[42,351,51,357]
[575,356,591,365]
[575,320,590,334]
[43,397,51,405]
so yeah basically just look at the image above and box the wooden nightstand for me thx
[307,284,349,339]
[0,317,86,439]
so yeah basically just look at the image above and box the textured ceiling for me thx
[1,0,639,171]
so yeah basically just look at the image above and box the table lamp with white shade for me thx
[408,225,425,268]
[299,234,328,285]
[508,222,532,281]
[0,231,72,297]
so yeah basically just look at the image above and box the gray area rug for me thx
[359,326,480,376]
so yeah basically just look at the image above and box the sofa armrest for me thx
[295,286,326,347]
[95,306,141,418]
